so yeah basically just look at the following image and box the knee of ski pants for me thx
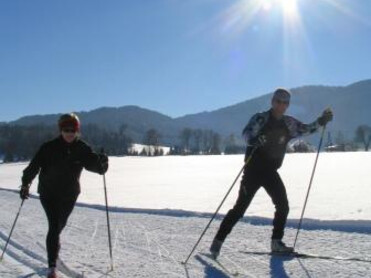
[229,205,247,219]
[276,202,289,216]
[48,220,65,234]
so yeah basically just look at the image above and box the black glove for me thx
[20,185,30,200]
[98,154,109,175]
[318,108,333,126]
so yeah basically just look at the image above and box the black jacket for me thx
[245,113,291,170]
[22,136,104,198]
[243,109,320,170]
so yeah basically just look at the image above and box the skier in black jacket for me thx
[20,113,109,278]
[210,88,333,259]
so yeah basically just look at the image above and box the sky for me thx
[0,0,370,122]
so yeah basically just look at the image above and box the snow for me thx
[2,152,371,221]
[0,153,371,277]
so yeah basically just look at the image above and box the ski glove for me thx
[20,185,30,200]
[318,108,333,126]
[98,154,109,175]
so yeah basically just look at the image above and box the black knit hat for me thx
[58,113,80,131]
[272,88,291,103]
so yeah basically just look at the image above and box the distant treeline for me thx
[0,124,55,162]
[0,124,245,162]
[170,128,245,155]
[2,122,368,163]
[0,123,133,162]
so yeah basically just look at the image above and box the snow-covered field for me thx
[1,153,371,221]
[0,153,371,277]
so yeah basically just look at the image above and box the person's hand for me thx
[318,108,333,126]
[98,154,109,175]
[20,185,30,200]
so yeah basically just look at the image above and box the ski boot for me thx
[47,267,57,278]
[209,239,224,259]
[271,239,294,254]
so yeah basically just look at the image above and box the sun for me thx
[260,0,300,20]
[215,0,303,37]
[280,0,299,18]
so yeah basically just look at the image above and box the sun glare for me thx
[217,0,301,36]
[280,0,298,17]
[212,0,364,88]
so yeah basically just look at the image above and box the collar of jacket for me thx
[58,135,79,146]
[268,108,285,121]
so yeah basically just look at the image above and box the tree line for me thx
[0,123,133,162]
[133,128,242,156]
[0,124,237,162]
[169,128,244,155]
[1,123,370,163]
[355,125,371,151]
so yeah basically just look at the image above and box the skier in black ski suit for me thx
[210,88,333,258]
[20,113,109,278]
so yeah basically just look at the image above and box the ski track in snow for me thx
[0,190,371,277]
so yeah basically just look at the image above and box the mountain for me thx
[174,79,371,143]
[9,79,371,145]
[12,106,182,143]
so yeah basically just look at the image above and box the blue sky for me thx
[1,0,370,121]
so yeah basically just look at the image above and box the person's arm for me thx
[20,145,45,199]
[82,144,108,175]
[242,112,267,146]
[287,117,320,139]
[286,109,333,139]
[22,145,44,186]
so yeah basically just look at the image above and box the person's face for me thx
[271,98,290,116]
[61,128,78,143]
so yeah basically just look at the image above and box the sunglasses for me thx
[274,99,289,105]
[62,128,78,134]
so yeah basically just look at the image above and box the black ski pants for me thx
[215,167,289,242]
[40,195,77,268]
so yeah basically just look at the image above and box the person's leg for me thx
[262,171,289,240]
[40,196,77,268]
[57,197,77,233]
[214,172,261,242]
[40,197,60,268]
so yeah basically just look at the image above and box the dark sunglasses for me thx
[62,128,78,134]
[274,99,289,105]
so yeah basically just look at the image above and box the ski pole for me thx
[183,146,258,265]
[101,148,114,271]
[0,199,25,261]
[293,125,327,250]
